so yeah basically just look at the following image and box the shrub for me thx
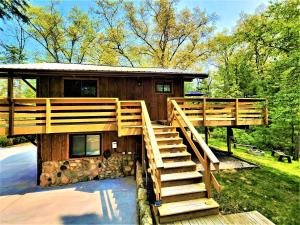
[0,136,9,147]
[0,135,28,147]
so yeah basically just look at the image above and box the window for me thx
[70,134,101,157]
[64,80,97,97]
[155,82,172,93]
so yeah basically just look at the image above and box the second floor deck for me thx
[0,97,268,136]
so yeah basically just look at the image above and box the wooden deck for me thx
[0,97,267,136]
[156,211,275,225]
[168,97,268,127]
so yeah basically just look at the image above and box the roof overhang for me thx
[0,63,208,80]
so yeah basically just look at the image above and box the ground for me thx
[210,138,300,225]
[0,143,137,225]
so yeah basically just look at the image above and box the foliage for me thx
[95,0,215,68]
[0,135,27,147]
[206,0,300,156]
[26,1,99,63]
[0,0,29,28]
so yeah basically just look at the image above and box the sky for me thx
[30,0,271,32]
[1,0,271,66]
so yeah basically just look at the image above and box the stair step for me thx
[156,137,182,142]
[154,131,178,135]
[153,126,174,129]
[163,161,196,169]
[161,171,202,182]
[161,183,206,197]
[158,198,219,217]
[159,144,186,149]
[161,152,191,158]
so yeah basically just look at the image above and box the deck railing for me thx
[141,101,163,201]
[117,101,142,137]
[169,100,221,197]
[0,98,118,136]
[168,97,268,127]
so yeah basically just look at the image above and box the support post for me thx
[117,101,121,137]
[227,127,233,155]
[45,99,51,133]
[141,134,145,174]
[204,154,212,198]
[203,97,206,126]
[37,134,42,185]
[235,99,239,126]
[8,74,14,137]
[204,126,209,144]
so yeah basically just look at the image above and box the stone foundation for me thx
[136,162,153,225]
[40,153,135,187]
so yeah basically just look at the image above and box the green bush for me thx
[0,136,10,147]
[0,135,28,147]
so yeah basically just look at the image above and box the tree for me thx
[208,0,300,157]
[95,0,215,68]
[0,19,28,63]
[0,0,29,29]
[26,1,99,63]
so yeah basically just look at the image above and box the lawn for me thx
[210,138,300,225]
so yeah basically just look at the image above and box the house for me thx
[0,63,267,223]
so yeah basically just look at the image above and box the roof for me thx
[0,63,208,79]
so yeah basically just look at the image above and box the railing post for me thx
[156,168,162,201]
[45,99,51,134]
[204,154,212,198]
[203,97,206,126]
[264,100,268,125]
[117,101,122,137]
[235,99,239,126]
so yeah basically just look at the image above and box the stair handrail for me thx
[141,101,164,169]
[141,100,163,201]
[169,99,221,196]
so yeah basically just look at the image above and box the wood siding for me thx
[38,75,176,163]
[40,132,141,161]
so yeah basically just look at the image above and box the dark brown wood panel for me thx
[38,74,184,163]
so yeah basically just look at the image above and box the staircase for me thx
[152,125,219,223]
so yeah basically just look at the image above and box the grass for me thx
[210,138,300,225]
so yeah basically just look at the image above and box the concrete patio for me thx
[0,143,138,225]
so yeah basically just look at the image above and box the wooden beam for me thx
[45,99,51,133]
[203,98,206,126]
[37,134,42,185]
[24,135,37,146]
[205,126,209,144]
[8,75,14,137]
[235,99,239,126]
[227,127,233,155]
[22,78,36,92]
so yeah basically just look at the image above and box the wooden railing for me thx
[169,100,221,197]
[0,98,118,136]
[117,101,142,137]
[168,97,268,127]
[141,101,163,201]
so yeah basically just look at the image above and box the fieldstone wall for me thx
[136,162,153,225]
[40,153,135,187]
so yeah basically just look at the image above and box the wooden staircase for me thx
[152,125,219,223]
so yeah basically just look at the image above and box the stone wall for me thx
[136,162,153,225]
[40,153,135,187]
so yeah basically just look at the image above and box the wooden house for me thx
[0,63,268,223]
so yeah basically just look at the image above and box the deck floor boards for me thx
[157,211,274,225]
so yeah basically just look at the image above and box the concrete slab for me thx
[0,143,138,225]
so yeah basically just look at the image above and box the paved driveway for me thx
[0,143,137,225]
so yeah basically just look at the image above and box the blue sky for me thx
[30,0,271,32]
